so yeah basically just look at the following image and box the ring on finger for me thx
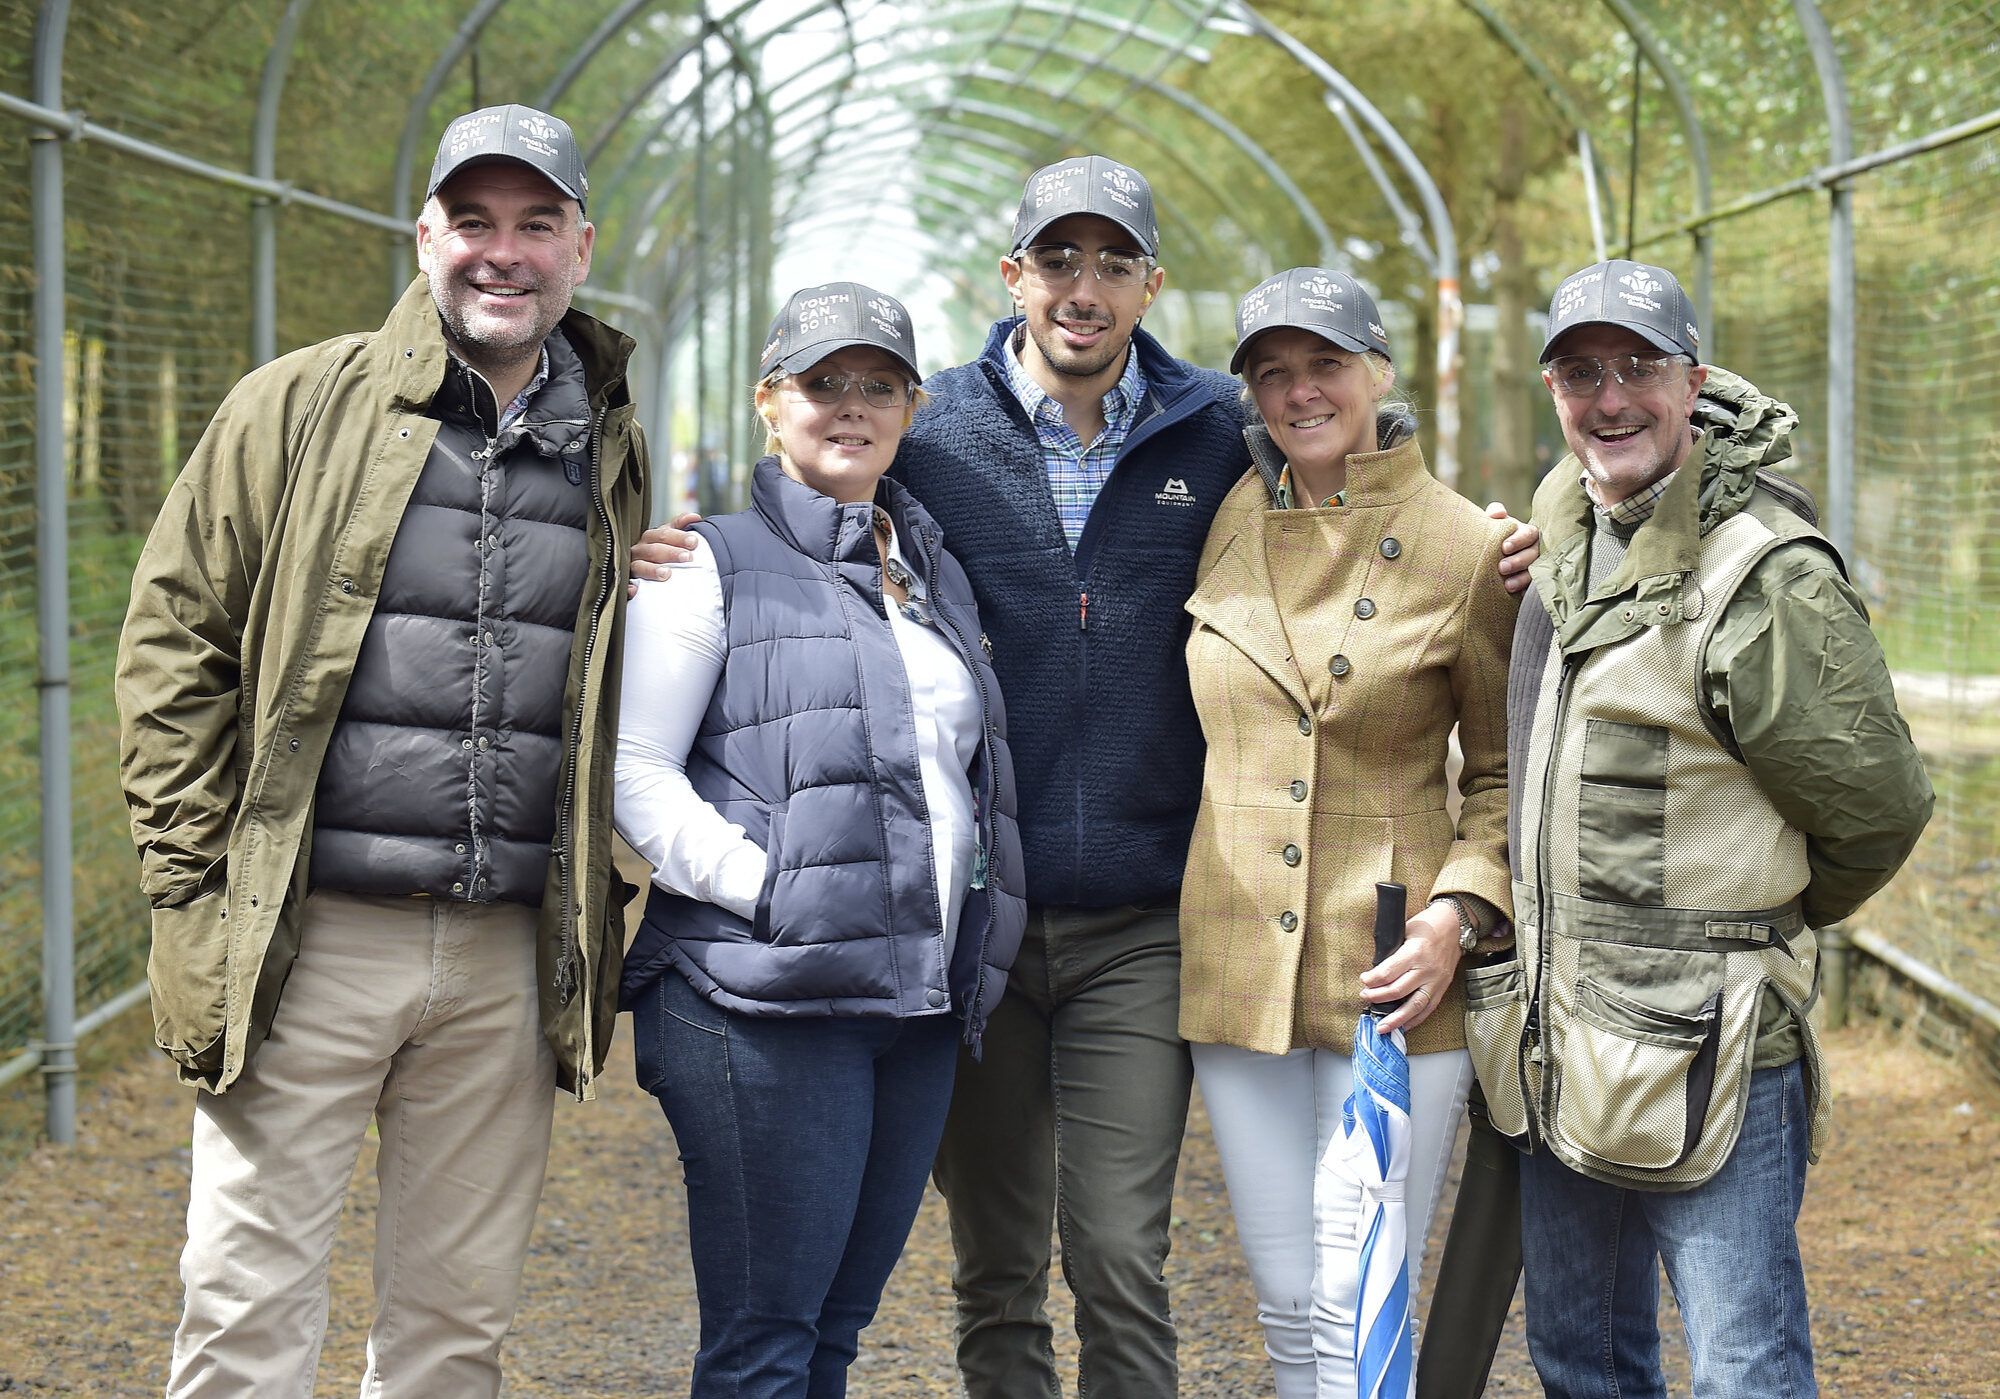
[1412,986,1431,1002]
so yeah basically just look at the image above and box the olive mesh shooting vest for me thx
[1468,497,1832,1191]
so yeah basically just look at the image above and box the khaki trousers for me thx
[168,890,556,1399]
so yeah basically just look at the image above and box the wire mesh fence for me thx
[1,0,1995,1156]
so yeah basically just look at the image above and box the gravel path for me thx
[1,1017,1995,1396]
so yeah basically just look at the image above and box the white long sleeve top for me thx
[614,520,984,961]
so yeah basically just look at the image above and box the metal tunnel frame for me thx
[8,0,2000,1136]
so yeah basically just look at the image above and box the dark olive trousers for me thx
[932,903,1195,1398]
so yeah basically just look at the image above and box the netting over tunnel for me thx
[1,0,1995,1148]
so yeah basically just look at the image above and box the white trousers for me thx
[169,890,557,1399]
[1192,1041,1472,1399]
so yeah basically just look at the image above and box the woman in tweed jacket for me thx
[1179,268,1519,1397]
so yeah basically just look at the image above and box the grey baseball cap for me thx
[1540,258,1699,362]
[758,282,922,383]
[1010,155,1159,258]
[1230,267,1392,374]
[427,104,589,212]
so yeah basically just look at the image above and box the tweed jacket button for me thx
[1279,910,1299,931]
[1283,844,1302,866]
[1329,654,1351,678]
[1355,598,1376,619]
[1380,537,1402,560]
[926,989,949,1008]
[1297,714,1312,735]
[1289,780,1308,801]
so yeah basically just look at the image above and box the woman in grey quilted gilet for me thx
[613,283,1026,1397]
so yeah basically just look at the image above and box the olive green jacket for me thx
[1519,367,1933,1064]
[115,278,650,1097]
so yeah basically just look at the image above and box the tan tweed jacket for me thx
[1179,435,1518,1056]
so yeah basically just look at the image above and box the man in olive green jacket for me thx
[1472,260,1930,1399]
[115,106,646,1397]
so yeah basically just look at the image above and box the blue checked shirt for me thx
[1002,326,1147,551]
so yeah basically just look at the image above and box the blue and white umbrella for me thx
[1321,879,1416,1399]
[1335,1012,1415,1399]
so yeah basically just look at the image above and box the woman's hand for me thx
[1485,502,1541,595]
[628,513,704,596]
[1359,901,1464,1035]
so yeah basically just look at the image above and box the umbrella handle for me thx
[1371,881,1407,1017]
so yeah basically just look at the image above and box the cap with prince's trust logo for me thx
[758,283,922,384]
[1010,156,1158,258]
[1229,267,1392,374]
[1540,259,1699,362]
[427,104,589,212]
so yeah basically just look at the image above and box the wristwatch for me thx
[1433,895,1480,953]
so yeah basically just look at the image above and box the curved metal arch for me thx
[930,93,1241,243]
[389,0,514,294]
[923,0,1214,63]
[565,0,1263,284]
[810,125,1223,267]
[766,44,1298,264]
[583,24,721,169]
[1215,1,1466,483]
[625,83,1228,302]
[599,42,1249,289]
[1319,90,1433,272]
[1600,0,1712,336]
[250,0,316,366]
[1048,0,1236,164]
[1456,0,1619,253]
[560,0,1206,189]
[1040,0,1216,109]
[955,31,1336,262]
[537,0,672,110]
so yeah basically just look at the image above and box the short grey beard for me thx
[432,284,565,383]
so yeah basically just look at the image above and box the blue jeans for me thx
[1519,1061,1816,1399]
[633,971,960,1399]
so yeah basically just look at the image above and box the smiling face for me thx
[1543,323,1706,504]
[758,346,915,504]
[417,163,595,374]
[1244,327,1392,480]
[1000,214,1164,381]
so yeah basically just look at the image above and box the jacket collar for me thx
[748,456,943,573]
[432,327,593,457]
[974,315,1210,438]
[377,275,638,419]
[1243,417,1430,510]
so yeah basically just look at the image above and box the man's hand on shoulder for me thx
[628,512,703,596]
[1486,501,1541,595]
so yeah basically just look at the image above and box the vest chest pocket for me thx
[1553,976,1721,1172]
[1577,720,1667,906]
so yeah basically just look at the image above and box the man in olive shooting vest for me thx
[1467,258,1932,1398]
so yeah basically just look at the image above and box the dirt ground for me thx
[0,1015,1995,1397]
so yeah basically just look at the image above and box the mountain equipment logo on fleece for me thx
[1155,477,1196,507]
